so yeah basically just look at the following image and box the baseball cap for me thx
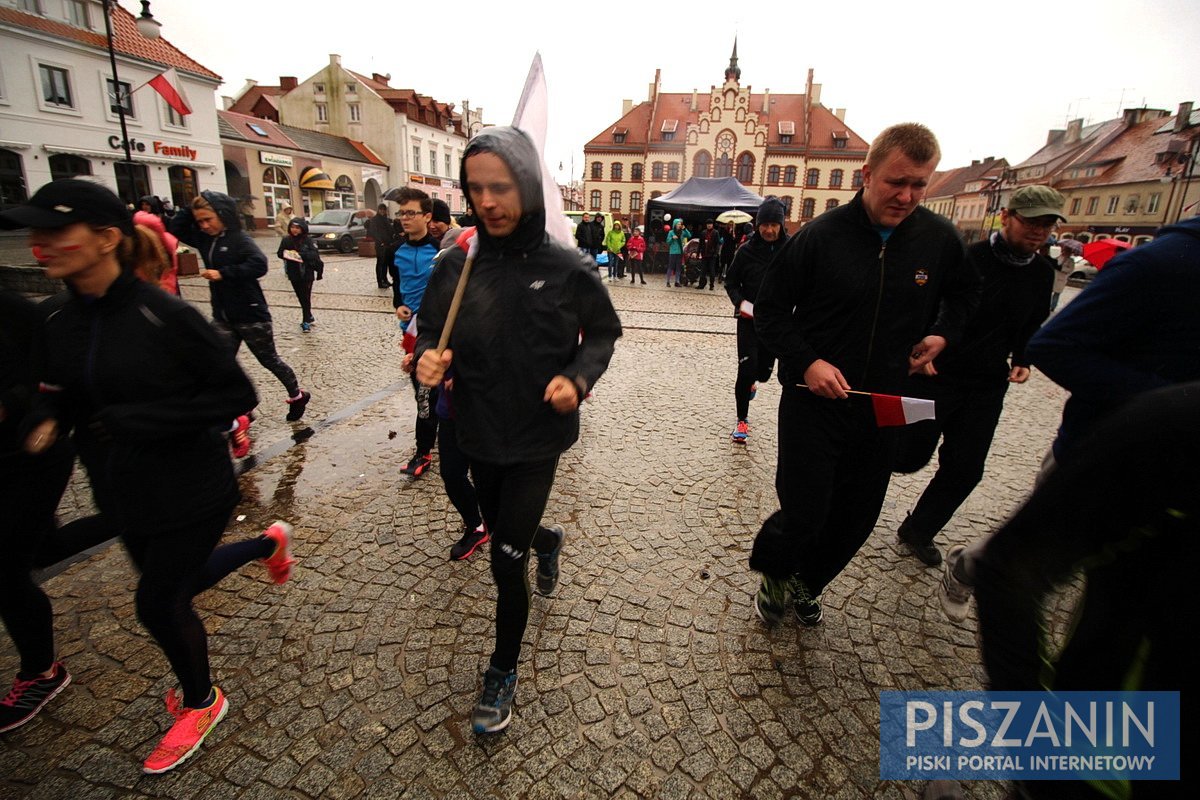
[1007,185,1067,222]
[0,179,134,234]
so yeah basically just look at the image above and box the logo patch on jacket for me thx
[529,280,545,291]
[913,268,929,286]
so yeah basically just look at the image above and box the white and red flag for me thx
[510,53,574,248]
[870,393,936,427]
[140,68,192,117]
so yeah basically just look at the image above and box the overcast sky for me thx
[132,0,1200,181]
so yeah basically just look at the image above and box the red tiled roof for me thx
[926,157,1008,199]
[1055,112,1193,189]
[217,110,298,149]
[228,86,281,118]
[0,5,220,81]
[348,140,387,167]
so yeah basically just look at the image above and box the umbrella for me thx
[352,209,376,218]
[1082,239,1131,269]
[1057,238,1083,256]
[381,187,409,202]
[717,209,753,224]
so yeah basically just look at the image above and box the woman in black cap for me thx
[0,179,295,774]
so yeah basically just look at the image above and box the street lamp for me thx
[101,0,162,200]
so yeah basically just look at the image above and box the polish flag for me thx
[870,393,936,427]
[510,53,574,249]
[144,68,192,117]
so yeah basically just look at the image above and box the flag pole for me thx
[436,252,474,353]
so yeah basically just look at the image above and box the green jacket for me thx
[605,228,626,253]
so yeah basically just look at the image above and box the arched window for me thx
[630,191,642,211]
[262,166,292,223]
[767,165,781,185]
[736,153,754,184]
[49,153,92,181]
[330,174,354,209]
[829,169,844,189]
[805,168,820,188]
[631,163,643,181]
[168,165,199,205]
[781,196,793,219]
[609,190,622,211]
[693,151,712,178]
[651,161,664,180]
[611,162,623,181]
[667,162,680,181]
[825,198,839,211]
[589,190,601,210]
[591,161,603,179]
[852,169,863,188]
[714,155,732,178]
[801,198,815,219]
[783,166,797,185]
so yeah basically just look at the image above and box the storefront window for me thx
[262,166,292,224]
[114,162,150,206]
[168,165,199,206]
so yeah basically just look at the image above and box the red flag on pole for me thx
[143,67,192,117]
[870,393,936,427]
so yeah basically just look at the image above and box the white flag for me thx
[511,53,574,249]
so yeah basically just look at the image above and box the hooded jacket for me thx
[415,127,622,465]
[1026,215,1200,460]
[169,190,271,324]
[755,190,978,395]
[132,210,180,296]
[277,217,324,283]
[724,227,791,312]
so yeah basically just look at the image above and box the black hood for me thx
[200,190,243,232]
[287,217,309,237]
[138,195,164,215]
[460,126,546,254]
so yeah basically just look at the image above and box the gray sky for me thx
[134,0,1200,181]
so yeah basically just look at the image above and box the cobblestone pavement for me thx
[2,245,1075,799]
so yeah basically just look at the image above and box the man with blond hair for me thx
[750,123,980,627]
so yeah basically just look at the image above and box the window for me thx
[781,196,793,219]
[767,165,781,185]
[729,153,750,184]
[609,191,621,211]
[66,0,89,27]
[829,169,844,189]
[715,131,735,178]
[1148,193,1161,214]
[780,134,793,145]
[611,163,623,181]
[106,78,133,118]
[445,153,452,177]
[314,83,325,94]
[784,166,797,185]
[589,190,601,210]
[630,191,642,211]
[662,131,675,142]
[1070,198,1082,215]
[1124,195,1139,214]
[852,169,863,188]
[1086,197,1098,215]
[833,138,847,149]
[631,163,643,181]
[168,165,199,206]
[667,162,680,181]
[348,104,361,122]
[346,83,357,95]
[332,175,354,209]
[1106,195,1119,214]
[825,198,839,211]
[248,123,269,137]
[18,0,41,11]
[591,161,603,179]
[805,168,820,188]
[693,151,712,178]
[714,155,732,179]
[114,162,150,206]
[613,132,626,144]
[651,161,664,180]
[39,64,72,108]
[801,198,815,219]
[413,144,421,172]
[165,100,188,128]
[316,103,327,123]
[49,153,90,181]
[430,148,438,175]
[0,149,27,211]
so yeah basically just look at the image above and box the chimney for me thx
[221,96,234,110]
[280,76,298,92]
[834,108,845,121]
[1047,129,1064,146]
[971,159,980,166]
[1176,101,1194,133]
[762,89,770,113]
[1123,107,1145,127]
[691,89,698,112]
[810,83,822,105]
[1065,118,1083,144]
[329,54,341,67]
[372,72,391,86]
[622,99,633,116]
[649,68,661,103]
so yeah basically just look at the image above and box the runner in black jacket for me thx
[416,126,621,735]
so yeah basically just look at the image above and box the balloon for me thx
[663,213,672,222]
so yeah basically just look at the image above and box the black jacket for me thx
[170,191,272,324]
[930,237,1052,385]
[724,230,791,312]
[0,289,38,455]
[416,127,622,465]
[755,191,978,394]
[33,272,256,531]
[365,212,395,247]
[575,219,601,250]
[277,217,324,283]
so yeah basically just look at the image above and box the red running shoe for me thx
[142,687,228,774]
[261,521,295,584]
[230,415,252,459]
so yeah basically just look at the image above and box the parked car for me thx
[308,209,370,253]
[1068,255,1097,281]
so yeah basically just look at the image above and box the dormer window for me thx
[613,127,628,144]
[777,121,795,144]
[832,130,849,149]
[660,119,678,141]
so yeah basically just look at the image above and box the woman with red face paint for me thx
[0,180,296,774]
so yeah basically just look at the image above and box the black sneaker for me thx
[285,390,311,422]
[898,520,943,567]
[400,452,432,478]
[788,575,823,626]
[535,524,565,596]
[450,525,489,561]
[472,666,517,734]
[0,662,71,733]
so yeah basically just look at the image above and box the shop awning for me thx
[299,166,335,190]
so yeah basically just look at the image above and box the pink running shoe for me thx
[261,521,295,585]
[230,415,252,459]
[142,687,228,774]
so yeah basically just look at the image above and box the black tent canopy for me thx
[645,176,765,220]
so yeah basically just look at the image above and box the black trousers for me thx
[289,277,314,324]
[895,376,1009,544]
[409,373,439,456]
[734,317,775,420]
[213,319,300,398]
[471,456,560,673]
[437,418,480,531]
[375,248,392,286]
[697,255,720,288]
[763,387,895,594]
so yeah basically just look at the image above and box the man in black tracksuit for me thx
[750,124,979,627]
[893,186,1062,567]
[416,127,621,735]
[724,197,789,443]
